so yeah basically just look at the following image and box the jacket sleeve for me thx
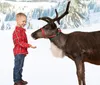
[13,30,30,48]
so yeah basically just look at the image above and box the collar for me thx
[16,26,26,31]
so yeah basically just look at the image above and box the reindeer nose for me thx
[31,32,37,39]
[31,33,35,38]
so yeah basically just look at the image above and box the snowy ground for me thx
[1,23,100,85]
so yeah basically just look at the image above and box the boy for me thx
[13,13,36,85]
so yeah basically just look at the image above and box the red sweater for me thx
[13,26,30,56]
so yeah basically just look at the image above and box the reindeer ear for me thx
[38,17,51,23]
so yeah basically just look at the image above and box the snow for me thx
[1,23,100,85]
[0,0,100,85]
[4,1,56,9]
[96,0,100,5]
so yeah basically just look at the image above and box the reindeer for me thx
[31,1,100,85]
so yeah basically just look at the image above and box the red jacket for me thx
[13,26,30,56]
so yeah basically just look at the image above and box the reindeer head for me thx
[31,1,70,39]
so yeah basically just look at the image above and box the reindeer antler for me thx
[53,1,70,24]
[38,1,70,24]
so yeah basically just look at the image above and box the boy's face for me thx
[16,16,27,28]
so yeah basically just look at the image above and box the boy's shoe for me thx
[14,81,23,85]
[21,80,28,84]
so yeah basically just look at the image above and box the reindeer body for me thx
[31,1,100,85]
[50,31,100,65]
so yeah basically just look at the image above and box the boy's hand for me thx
[31,46,37,49]
[29,44,37,49]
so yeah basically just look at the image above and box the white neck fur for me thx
[50,42,64,58]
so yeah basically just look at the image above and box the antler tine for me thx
[53,1,71,24]
[53,9,60,24]
[38,17,52,23]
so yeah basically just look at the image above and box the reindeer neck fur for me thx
[49,32,68,58]
[49,32,68,49]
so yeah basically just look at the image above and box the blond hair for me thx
[16,12,27,19]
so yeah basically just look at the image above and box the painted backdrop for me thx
[0,0,100,30]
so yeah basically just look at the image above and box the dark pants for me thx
[13,54,25,83]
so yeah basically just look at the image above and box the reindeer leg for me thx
[82,62,86,85]
[74,57,86,85]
